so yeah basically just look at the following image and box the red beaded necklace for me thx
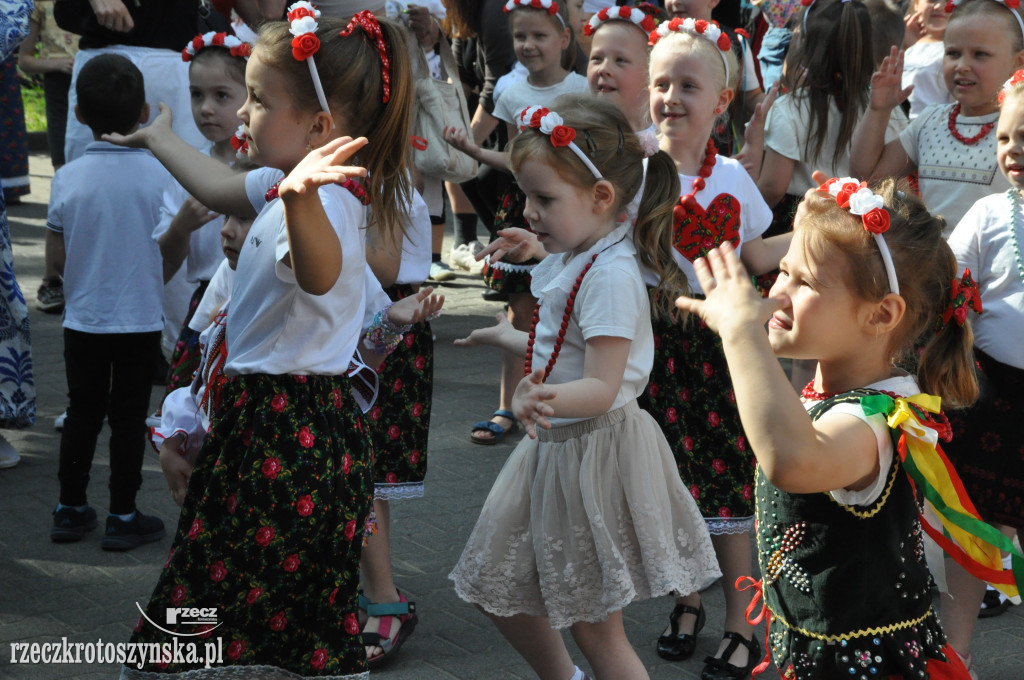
[947,104,994,146]
[801,381,839,401]
[676,139,718,214]
[264,178,370,205]
[524,253,599,381]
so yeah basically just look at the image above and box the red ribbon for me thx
[736,576,773,677]
[339,10,391,103]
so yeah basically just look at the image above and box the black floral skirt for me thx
[127,373,373,679]
[483,181,536,295]
[637,289,756,533]
[165,280,210,397]
[367,284,432,500]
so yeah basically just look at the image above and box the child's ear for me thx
[591,179,617,214]
[559,26,572,51]
[307,111,336,148]
[714,87,734,116]
[1014,48,1024,70]
[138,102,151,127]
[74,105,84,125]
[865,293,906,336]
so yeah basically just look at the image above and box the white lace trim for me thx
[374,481,424,500]
[705,516,754,535]
[121,665,368,680]
[484,255,534,274]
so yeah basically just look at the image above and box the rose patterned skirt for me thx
[368,284,432,500]
[124,374,373,680]
[637,291,756,534]
[482,181,536,295]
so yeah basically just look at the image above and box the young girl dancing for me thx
[852,0,1024,229]
[451,96,721,680]
[936,71,1024,674]
[677,177,1022,680]
[644,19,788,678]
[108,5,415,677]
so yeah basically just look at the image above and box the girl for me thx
[851,0,1024,229]
[645,19,787,679]
[108,5,414,677]
[445,0,588,446]
[676,177,1021,680]
[451,96,721,680]
[156,32,249,400]
[937,71,1024,674]
[901,0,954,119]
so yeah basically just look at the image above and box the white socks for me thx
[569,666,586,680]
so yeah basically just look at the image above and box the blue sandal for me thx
[470,409,517,445]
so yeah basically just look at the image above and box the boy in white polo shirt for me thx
[46,54,169,550]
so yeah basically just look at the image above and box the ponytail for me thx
[633,150,685,321]
[917,259,979,409]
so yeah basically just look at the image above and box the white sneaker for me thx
[54,410,67,431]
[450,241,485,273]
[428,261,457,282]
[0,434,19,469]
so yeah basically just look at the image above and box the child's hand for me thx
[477,228,543,264]
[904,7,925,48]
[675,242,783,339]
[176,196,219,233]
[512,368,557,439]
[387,286,445,325]
[443,125,480,158]
[278,136,369,199]
[869,46,913,112]
[102,102,173,148]
[453,312,515,348]
[158,436,192,507]
[743,81,779,152]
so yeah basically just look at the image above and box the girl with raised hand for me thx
[677,177,1021,680]
[851,0,1024,229]
[107,4,415,676]
[451,95,721,680]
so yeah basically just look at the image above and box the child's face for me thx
[221,214,254,269]
[511,10,570,77]
[665,0,719,21]
[189,57,247,144]
[516,159,611,254]
[649,45,729,144]
[997,92,1024,189]
[237,48,315,172]
[943,15,1024,116]
[588,22,651,129]
[915,0,948,36]
[767,214,872,360]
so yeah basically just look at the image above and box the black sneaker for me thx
[979,586,1012,618]
[51,505,98,543]
[36,277,64,314]
[100,510,165,551]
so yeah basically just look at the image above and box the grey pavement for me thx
[2,150,1022,679]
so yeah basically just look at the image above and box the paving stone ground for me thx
[2,151,1021,679]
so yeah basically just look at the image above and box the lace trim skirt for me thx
[449,400,721,629]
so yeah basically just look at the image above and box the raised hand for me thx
[278,136,368,199]
[476,227,544,264]
[443,125,480,158]
[736,81,780,178]
[869,46,914,112]
[512,368,557,439]
[388,286,445,325]
[177,196,220,233]
[102,102,173,148]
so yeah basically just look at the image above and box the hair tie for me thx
[945,0,1024,43]
[518,105,603,179]
[339,10,392,104]
[818,177,900,295]
[649,18,731,83]
[504,0,566,28]
[938,268,983,330]
[583,5,657,36]
[286,2,332,118]
[182,31,251,62]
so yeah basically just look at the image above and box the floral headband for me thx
[939,268,983,330]
[818,177,900,295]
[649,18,731,82]
[181,32,251,62]
[518,105,603,179]
[287,2,332,117]
[945,0,1024,42]
[232,124,249,160]
[504,0,566,28]
[583,5,657,37]
[999,68,1024,104]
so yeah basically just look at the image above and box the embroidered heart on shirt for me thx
[672,193,742,262]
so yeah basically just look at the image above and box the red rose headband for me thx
[504,0,566,27]
[999,68,1024,104]
[518,105,603,179]
[945,0,1024,42]
[818,177,900,295]
[583,5,657,37]
[182,31,251,62]
[287,2,332,118]
[649,18,731,82]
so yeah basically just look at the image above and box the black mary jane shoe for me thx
[656,602,705,661]
[701,631,761,680]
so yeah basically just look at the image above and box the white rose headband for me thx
[819,177,900,295]
[518,105,603,179]
[181,31,252,62]
[648,17,732,83]
[945,0,1024,44]
[583,5,657,37]
[504,0,566,28]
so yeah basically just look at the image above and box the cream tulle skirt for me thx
[449,400,722,629]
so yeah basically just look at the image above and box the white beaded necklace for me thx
[1008,189,1024,286]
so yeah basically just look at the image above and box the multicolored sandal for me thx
[360,590,418,668]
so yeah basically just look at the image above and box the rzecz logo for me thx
[136,604,223,637]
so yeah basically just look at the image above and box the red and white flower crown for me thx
[583,5,657,37]
[182,32,251,62]
[286,1,333,118]
[944,0,1024,41]
[518,105,603,179]
[231,124,249,160]
[818,177,900,295]
[504,0,566,28]
[1000,68,1024,104]
[648,18,731,82]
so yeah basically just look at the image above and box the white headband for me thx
[504,0,566,28]
[518,105,603,179]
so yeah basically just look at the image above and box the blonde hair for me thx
[648,29,740,97]
[949,0,1024,52]
[508,2,579,72]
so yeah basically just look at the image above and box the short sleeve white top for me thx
[901,42,953,120]
[394,188,432,286]
[947,191,1024,369]
[227,169,368,376]
[492,72,591,125]
[899,103,1009,231]
[765,93,907,196]
[529,223,653,425]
